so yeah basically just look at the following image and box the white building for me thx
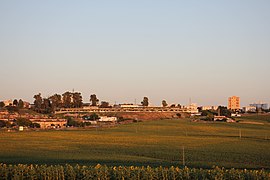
[243,106,256,113]
[250,103,268,110]
[231,113,241,117]
[202,106,219,111]
[98,116,117,122]
[184,103,199,114]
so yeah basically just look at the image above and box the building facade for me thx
[228,96,240,110]
[249,103,268,110]
[202,106,219,111]
[30,119,67,129]
[183,103,199,114]
[243,106,256,112]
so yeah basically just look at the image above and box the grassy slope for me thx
[236,114,270,123]
[0,118,269,169]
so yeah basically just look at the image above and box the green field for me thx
[0,118,269,169]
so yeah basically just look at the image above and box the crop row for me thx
[0,163,269,180]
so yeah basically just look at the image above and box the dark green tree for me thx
[141,97,149,107]
[199,110,215,121]
[16,118,32,127]
[162,100,168,107]
[72,92,83,108]
[100,101,110,108]
[90,94,99,106]
[33,93,43,112]
[42,98,52,114]
[6,106,19,113]
[67,117,80,127]
[89,113,99,120]
[0,120,7,128]
[49,94,62,112]
[0,102,5,108]
[13,99,18,106]
[62,92,72,108]
[30,123,40,128]
[217,106,232,117]
[18,99,24,109]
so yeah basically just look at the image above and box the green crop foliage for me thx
[0,164,269,180]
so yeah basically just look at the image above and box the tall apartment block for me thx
[228,96,240,110]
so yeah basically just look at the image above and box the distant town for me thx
[0,92,269,131]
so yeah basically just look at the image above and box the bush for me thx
[30,123,41,128]
[0,120,8,128]
[16,118,32,127]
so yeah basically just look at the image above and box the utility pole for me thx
[182,146,185,166]
[239,129,242,139]
[135,118,138,133]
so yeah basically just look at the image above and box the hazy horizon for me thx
[1,1,270,107]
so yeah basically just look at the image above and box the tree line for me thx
[32,93,153,114]
[32,92,119,113]
[0,99,25,109]
[33,92,87,113]
[1,92,183,114]
[0,117,40,129]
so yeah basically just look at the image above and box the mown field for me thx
[0,117,269,169]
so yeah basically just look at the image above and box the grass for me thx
[236,114,270,123]
[0,118,269,169]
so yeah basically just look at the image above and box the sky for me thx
[0,0,270,107]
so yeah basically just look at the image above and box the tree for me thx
[201,110,215,116]
[90,94,99,106]
[62,92,72,108]
[30,123,40,128]
[33,93,43,112]
[162,100,168,107]
[89,113,100,120]
[16,118,32,127]
[82,113,100,120]
[217,106,231,117]
[141,97,149,107]
[0,120,7,128]
[18,99,24,109]
[67,117,80,127]
[72,92,83,108]
[0,102,5,108]
[6,106,19,113]
[49,94,62,112]
[100,101,110,108]
[13,99,18,107]
[42,98,52,114]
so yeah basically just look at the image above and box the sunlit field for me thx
[0,118,269,169]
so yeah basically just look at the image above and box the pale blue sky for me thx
[0,1,270,106]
